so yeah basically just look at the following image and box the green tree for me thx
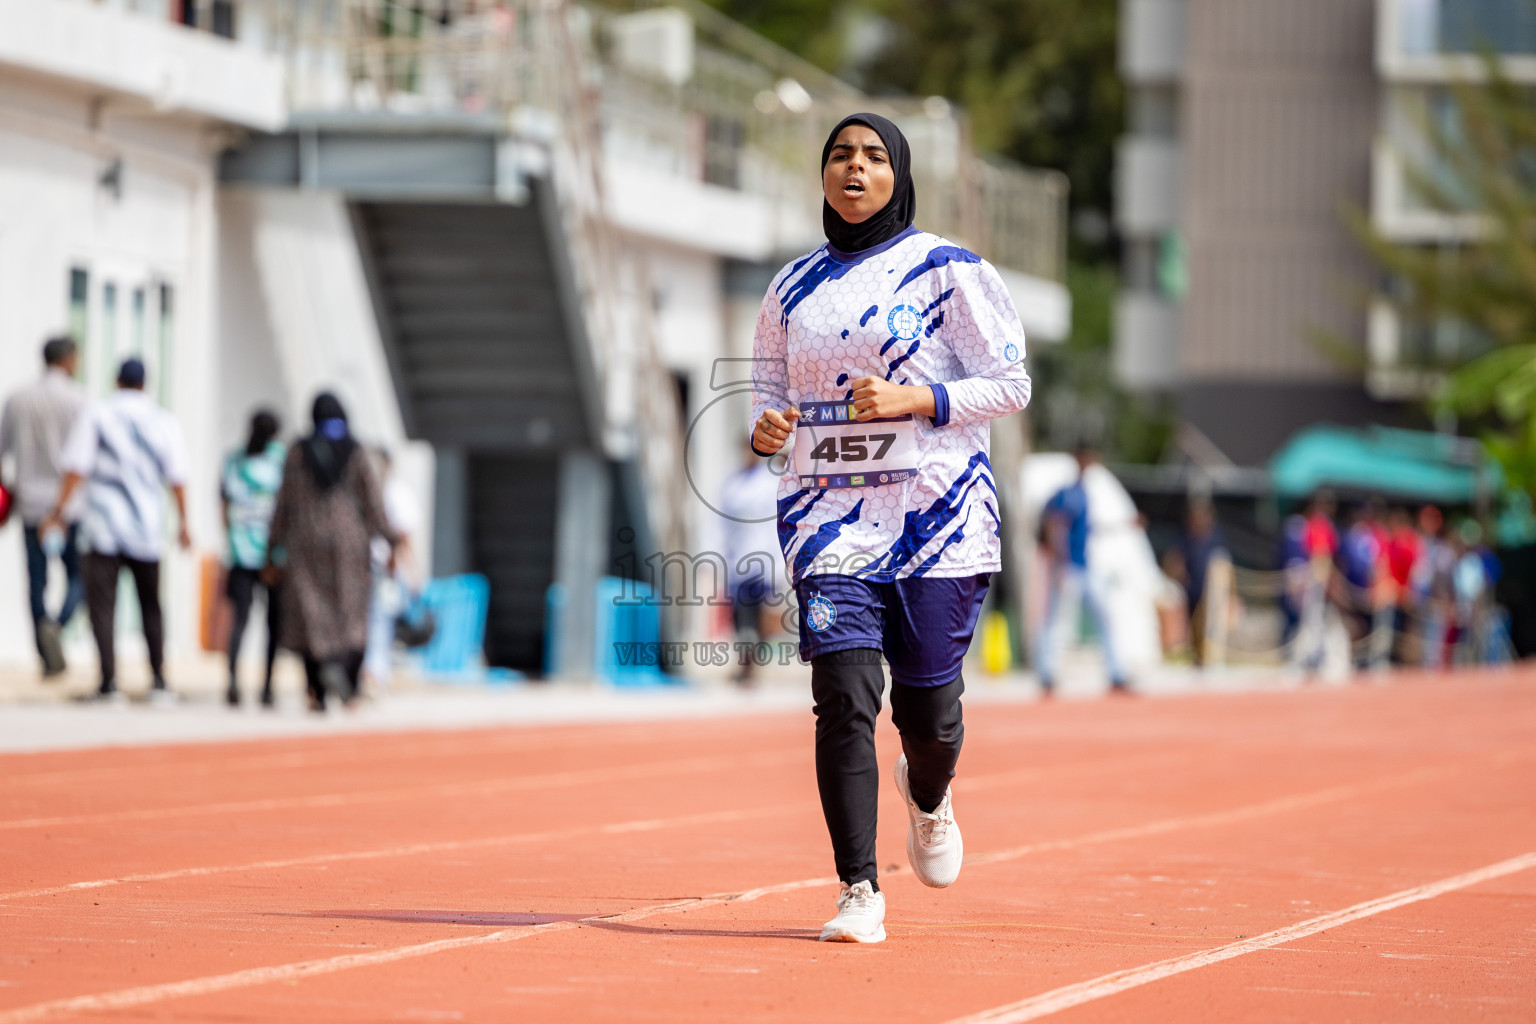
[701,0,1123,261]
[1357,59,1536,497]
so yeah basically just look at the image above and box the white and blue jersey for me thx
[750,226,1031,586]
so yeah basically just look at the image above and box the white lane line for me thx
[0,749,799,831]
[0,883,804,1023]
[0,719,783,789]
[0,767,1483,1020]
[0,914,598,1023]
[0,752,1205,904]
[940,852,1536,1024]
[0,736,1161,835]
[0,730,673,788]
[0,803,806,904]
[965,768,1447,869]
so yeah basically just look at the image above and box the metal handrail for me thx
[235,0,1066,283]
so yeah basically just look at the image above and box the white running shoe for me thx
[147,687,179,708]
[893,753,963,888]
[819,880,886,943]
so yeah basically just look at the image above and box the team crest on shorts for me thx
[887,304,922,342]
[805,594,837,633]
[1004,342,1019,362]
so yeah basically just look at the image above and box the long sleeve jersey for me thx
[750,226,1032,586]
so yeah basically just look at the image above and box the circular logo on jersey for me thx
[887,304,922,342]
[1004,342,1019,362]
[805,594,837,633]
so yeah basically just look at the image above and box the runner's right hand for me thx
[752,407,800,455]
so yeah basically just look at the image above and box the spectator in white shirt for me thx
[363,446,420,692]
[44,358,191,702]
[0,337,88,677]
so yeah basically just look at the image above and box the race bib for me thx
[794,400,918,490]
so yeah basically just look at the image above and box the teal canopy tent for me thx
[1269,426,1504,504]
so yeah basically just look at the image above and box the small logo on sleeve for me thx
[805,594,838,633]
[1004,342,1019,362]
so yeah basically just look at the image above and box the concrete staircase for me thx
[352,198,600,452]
[350,198,603,672]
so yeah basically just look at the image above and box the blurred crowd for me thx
[1276,493,1511,672]
[0,337,425,710]
[1154,491,1516,675]
[1033,447,1520,689]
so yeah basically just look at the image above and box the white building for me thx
[0,0,287,674]
[0,0,1071,678]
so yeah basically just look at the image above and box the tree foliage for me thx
[701,0,1123,258]
[1357,58,1536,496]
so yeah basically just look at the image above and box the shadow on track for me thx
[582,920,821,942]
[276,908,820,941]
[277,910,590,927]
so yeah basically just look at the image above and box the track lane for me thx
[5,743,1533,1020]
[0,671,1532,1022]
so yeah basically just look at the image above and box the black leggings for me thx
[226,568,280,694]
[84,553,163,692]
[303,649,364,709]
[811,648,964,890]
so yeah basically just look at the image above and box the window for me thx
[131,286,146,357]
[1440,0,1536,55]
[102,281,118,395]
[157,283,175,405]
[67,268,89,349]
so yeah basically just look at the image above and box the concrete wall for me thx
[0,70,219,670]
[0,87,430,673]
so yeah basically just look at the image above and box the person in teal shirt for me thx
[221,410,285,707]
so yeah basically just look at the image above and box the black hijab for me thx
[820,112,916,254]
[300,392,359,492]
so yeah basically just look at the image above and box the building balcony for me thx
[1115,135,1180,235]
[0,0,284,131]
[1119,0,1185,84]
[1378,0,1536,81]
[1114,291,1181,392]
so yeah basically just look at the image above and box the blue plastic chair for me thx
[412,574,492,680]
[546,577,677,686]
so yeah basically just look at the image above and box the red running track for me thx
[2,669,1534,1022]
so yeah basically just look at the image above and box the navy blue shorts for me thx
[795,574,990,687]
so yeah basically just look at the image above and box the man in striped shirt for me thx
[43,358,190,702]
